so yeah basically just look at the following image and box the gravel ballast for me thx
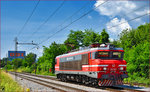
[9,73,59,92]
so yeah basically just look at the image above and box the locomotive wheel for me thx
[60,75,63,81]
[91,78,98,86]
[82,77,86,84]
[76,75,82,82]
[82,76,89,85]
[88,78,93,86]
[62,75,67,82]
[84,77,89,85]
[59,74,66,82]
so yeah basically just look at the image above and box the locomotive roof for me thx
[56,47,123,58]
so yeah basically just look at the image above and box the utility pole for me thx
[5,53,8,73]
[15,37,18,53]
[14,37,17,81]
[14,37,38,80]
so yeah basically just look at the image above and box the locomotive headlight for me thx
[120,67,123,70]
[103,67,107,71]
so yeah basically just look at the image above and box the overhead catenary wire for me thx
[28,0,108,51]
[37,1,90,40]
[8,0,40,51]
[24,1,90,52]
[17,0,41,37]
[119,4,148,18]
[23,0,65,42]
[94,4,149,31]
[107,13,149,30]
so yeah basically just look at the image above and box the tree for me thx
[25,53,37,67]
[1,58,7,67]
[37,42,68,73]
[82,29,100,46]
[64,30,84,50]
[64,29,103,49]
[99,29,109,43]
[115,23,150,82]
[12,58,24,68]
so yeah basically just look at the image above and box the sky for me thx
[1,0,149,59]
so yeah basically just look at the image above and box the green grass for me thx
[124,77,150,87]
[35,71,56,76]
[0,70,24,92]
[7,67,56,76]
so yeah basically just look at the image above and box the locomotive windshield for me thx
[94,51,123,59]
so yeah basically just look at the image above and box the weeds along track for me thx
[9,72,146,92]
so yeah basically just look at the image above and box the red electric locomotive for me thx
[55,43,128,86]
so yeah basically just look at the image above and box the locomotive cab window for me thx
[112,52,123,59]
[94,51,123,59]
[95,51,110,59]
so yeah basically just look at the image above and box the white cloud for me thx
[94,0,136,17]
[94,0,149,19]
[94,0,149,39]
[106,17,131,35]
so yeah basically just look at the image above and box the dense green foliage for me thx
[2,53,37,73]
[114,23,149,85]
[100,29,109,43]
[36,42,68,74]
[64,29,109,50]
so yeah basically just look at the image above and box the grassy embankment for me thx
[0,70,24,92]
[8,67,56,76]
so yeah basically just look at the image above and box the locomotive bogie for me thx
[57,73,123,86]
[57,73,99,86]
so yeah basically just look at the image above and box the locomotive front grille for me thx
[98,79,123,86]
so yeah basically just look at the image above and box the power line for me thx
[37,1,90,40]
[23,0,65,42]
[37,0,108,45]
[25,1,90,53]
[28,0,108,51]
[107,13,149,30]
[94,4,148,31]
[120,4,148,18]
[17,0,40,37]
[8,0,40,52]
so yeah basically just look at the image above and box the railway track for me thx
[9,71,148,92]
[9,72,89,92]
[9,72,108,92]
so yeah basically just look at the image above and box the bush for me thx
[0,71,23,91]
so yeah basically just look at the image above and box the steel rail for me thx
[9,72,87,92]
